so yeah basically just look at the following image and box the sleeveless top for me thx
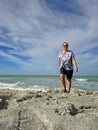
[58,51,75,70]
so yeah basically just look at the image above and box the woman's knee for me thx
[67,78,71,83]
[60,74,65,81]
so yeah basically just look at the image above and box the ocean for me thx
[0,75,98,91]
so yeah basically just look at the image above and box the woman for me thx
[58,42,78,93]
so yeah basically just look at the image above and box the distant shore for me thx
[0,88,98,130]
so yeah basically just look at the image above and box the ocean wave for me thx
[0,82,20,87]
[0,81,51,92]
[0,83,55,92]
[75,78,88,82]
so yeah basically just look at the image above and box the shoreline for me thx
[0,88,98,130]
[0,86,98,92]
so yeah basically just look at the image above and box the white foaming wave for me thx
[31,85,51,92]
[75,78,88,82]
[0,82,52,92]
[0,82,20,87]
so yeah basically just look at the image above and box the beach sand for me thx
[0,88,98,130]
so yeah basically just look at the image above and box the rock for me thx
[85,91,93,95]
[35,94,43,98]
[0,94,12,99]
[55,102,78,116]
[66,103,78,115]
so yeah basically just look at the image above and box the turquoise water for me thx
[0,75,98,91]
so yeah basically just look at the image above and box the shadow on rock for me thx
[0,99,9,110]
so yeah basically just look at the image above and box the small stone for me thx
[46,102,49,105]
[55,108,58,113]
[16,98,24,103]
[85,91,93,95]
[35,94,43,98]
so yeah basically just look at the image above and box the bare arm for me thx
[72,57,78,72]
[58,58,61,69]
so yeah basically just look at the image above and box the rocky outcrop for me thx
[0,89,98,130]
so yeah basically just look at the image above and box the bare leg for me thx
[67,78,71,93]
[60,74,66,90]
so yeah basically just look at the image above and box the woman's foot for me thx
[62,89,67,92]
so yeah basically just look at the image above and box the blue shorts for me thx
[60,67,73,79]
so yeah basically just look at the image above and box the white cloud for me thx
[0,0,98,75]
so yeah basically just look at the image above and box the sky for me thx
[0,0,98,76]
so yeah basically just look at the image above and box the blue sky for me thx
[0,0,98,76]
